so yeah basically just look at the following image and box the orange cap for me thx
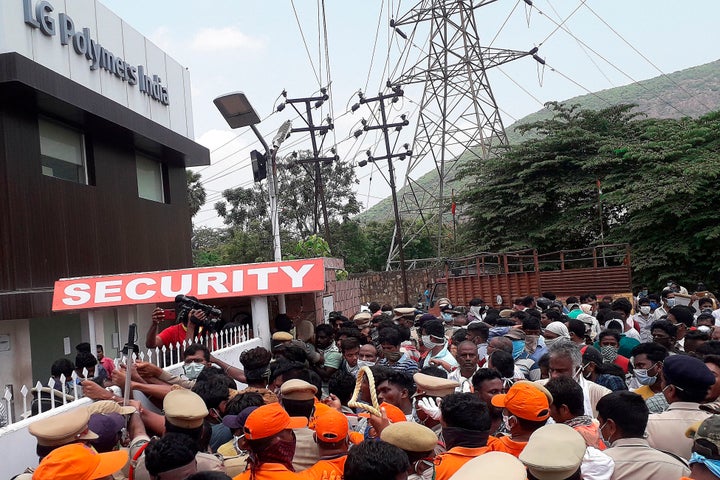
[243,403,307,440]
[358,402,407,424]
[491,382,550,421]
[315,409,350,442]
[32,443,128,480]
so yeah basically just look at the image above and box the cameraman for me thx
[145,297,208,349]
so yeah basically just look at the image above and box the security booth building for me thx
[0,0,209,395]
[51,258,330,353]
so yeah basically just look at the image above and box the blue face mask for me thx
[441,312,453,323]
[511,340,525,360]
[650,302,659,310]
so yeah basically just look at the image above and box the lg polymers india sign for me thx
[23,0,169,105]
[52,259,326,311]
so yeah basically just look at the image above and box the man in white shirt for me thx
[448,341,479,392]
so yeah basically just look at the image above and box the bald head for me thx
[488,336,513,353]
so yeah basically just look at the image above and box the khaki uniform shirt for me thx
[128,434,225,479]
[291,427,320,472]
[604,438,689,480]
[645,402,710,460]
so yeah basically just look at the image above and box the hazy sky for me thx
[101,1,720,228]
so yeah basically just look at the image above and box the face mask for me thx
[650,302,659,310]
[384,350,403,362]
[357,359,376,369]
[254,432,296,470]
[184,362,205,380]
[598,421,612,448]
[525,335,539,353]
[582,363,592,379]
[233,435,246,454]
[702,309,714,315]
[600,345,618,363]
[422,335,438,349]
[502,413,515,431]
[469,306,484,318]
[640,306,651,315]
[667,298,676,307]
[544,337,560,348]
[634,366,657,386]
[441,312,453,323]
[412,459,435,480]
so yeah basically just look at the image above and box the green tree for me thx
[601,112,720,289]
[186,170,207,218]
[191,226,229,266]
[460,102,641,253]
[460,102,720,290]
[214,150,361,243]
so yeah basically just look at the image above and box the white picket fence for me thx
[1,324,252,427]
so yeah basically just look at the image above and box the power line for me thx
[544,0,615,87]
[537,0,586,47]
[524,1,691,117]
[488,0,523,48]
[365,0,386,93]
[582,2,715,113]
[290,0,322,87]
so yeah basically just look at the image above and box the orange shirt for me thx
[296,456,347,480]
[488,435,527,457]
[434,445,492,480]
[233,463,303,480]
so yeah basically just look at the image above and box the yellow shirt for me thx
[632,384,655,400]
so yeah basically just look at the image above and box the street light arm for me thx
[250,124,271,156]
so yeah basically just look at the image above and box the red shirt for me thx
[158,323,187,347]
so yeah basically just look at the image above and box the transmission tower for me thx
[386,0,536,269]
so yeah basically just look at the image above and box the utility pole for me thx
[353,85,412,305]
[277,89,338,246]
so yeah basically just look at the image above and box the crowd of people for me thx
[12,282,720,480]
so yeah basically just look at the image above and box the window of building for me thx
[136,152,165,202]
[39,117,88,184]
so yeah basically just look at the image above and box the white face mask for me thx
[422,335,438,349]
[183,362,205,380]
[640,306,651,315]
[572,366,584,383]
[357,359,375,369]
[470,306,484,317]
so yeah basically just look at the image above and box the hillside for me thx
[358,59,720,223]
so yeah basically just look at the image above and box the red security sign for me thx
[52,258,325,311]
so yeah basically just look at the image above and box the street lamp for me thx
[213,92,261,129]
[213,92,285,314]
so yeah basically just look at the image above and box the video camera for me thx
[175,295,223,332]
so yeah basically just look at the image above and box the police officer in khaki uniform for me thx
[519,423,588,480]
[598,391,690,480]
[12,407,101,479]
[128,389,224,480]
[413,372,459,454]
[381,421,439,480]
[279,379,321,472]
[645,355,715,461]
